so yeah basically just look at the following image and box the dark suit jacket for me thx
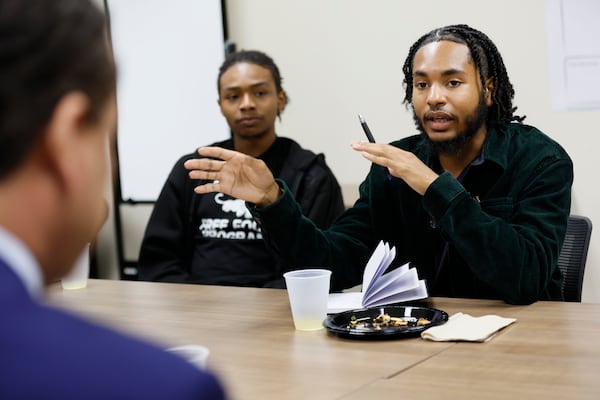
[0,259,225,399]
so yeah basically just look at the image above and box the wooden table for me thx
[47,280,600,399]
[344,300,600,400]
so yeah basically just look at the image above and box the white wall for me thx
[223,0,600,302]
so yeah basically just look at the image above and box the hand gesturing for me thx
[184,146,281,207]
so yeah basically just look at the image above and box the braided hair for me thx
[402,24,525,131]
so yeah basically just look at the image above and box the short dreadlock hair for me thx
[217,49,288,118]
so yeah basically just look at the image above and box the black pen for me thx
[357,114,392,180]
[358,114,376,143]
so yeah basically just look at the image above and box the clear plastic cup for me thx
[283,269,332,331]
[166,345,210,370]
[61,243,90,290]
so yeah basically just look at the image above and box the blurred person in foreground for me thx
[184,24,573,305]
[138,50,344,287]
[0,1,225,398]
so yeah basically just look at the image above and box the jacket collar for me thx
[0,226,44,300]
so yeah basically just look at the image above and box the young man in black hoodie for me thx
[138,50,344,288]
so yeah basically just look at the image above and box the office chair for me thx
[557,215,593,302]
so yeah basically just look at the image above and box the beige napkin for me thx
[421,312,516,342]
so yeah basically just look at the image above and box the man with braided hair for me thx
[185,25,573,305]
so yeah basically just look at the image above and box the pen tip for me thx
[358,114,364,122]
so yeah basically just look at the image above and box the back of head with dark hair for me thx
[402,24,525,131]
[0,0,116,179]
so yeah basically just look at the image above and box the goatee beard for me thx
[414,94,488,157]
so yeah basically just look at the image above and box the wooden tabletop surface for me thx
[47,279,600,399]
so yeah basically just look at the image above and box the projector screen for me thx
[106,0,229,201]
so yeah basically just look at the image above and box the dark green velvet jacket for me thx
[252,123,573,304]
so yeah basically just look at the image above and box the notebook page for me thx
[362,263,416,305]
[368,280,428,307]
[361,242,395,301]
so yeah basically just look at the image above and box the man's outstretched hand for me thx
[184,146,281,207]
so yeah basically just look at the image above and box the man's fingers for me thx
[184,158,225,172]
[188,169,220,181]
[197,146,236,160]
[193,181,221,194]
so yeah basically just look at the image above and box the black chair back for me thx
[557,215,593,302]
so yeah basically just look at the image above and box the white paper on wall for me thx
[546,0,600,111]
[107,0,229,201]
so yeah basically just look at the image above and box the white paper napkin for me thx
[421,312,516,342]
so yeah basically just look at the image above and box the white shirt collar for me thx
[0,226,44,299]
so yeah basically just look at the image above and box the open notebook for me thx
[327,241,428,313]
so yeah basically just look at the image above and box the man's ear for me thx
[41,92,91,191]
[277,90,287,114]
[484,78,494,107]
[217,97,225,116]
